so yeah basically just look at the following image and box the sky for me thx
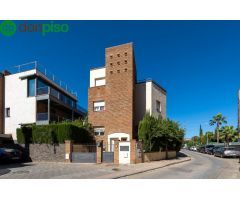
[1,20,240,138]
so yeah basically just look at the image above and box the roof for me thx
[137,78,167,93]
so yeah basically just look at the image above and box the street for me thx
[122,150,240,179]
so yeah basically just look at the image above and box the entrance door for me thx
[119,142,130,164]
[110,138,117,152]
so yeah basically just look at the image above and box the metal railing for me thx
[37,113,48,121]
[11,61,78,98]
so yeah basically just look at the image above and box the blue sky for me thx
[1,20,240,138]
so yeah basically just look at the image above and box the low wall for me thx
[29,144,65,162]
[144,151,176,162]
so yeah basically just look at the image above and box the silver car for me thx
[214,147,240,158]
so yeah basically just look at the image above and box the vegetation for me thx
[17,119,94,144]
[209,113,227,143]
[138,113,185,153]
[185,113,239,147]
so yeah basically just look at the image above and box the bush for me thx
[138,113,185,152]
[17,121,94,144]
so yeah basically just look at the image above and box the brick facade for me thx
[88,43,166,151]
[88,43,136,149]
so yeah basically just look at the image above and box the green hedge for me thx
[17,123,94,144]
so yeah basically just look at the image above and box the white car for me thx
[190,146,197,151]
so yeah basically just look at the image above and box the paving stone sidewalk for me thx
[0,157,190,179]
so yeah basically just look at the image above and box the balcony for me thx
[36,86,76,109]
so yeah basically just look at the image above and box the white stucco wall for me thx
[146,81,152,114]
[90,67,106,87]
[4,70,37,140]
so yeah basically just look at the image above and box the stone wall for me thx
[29,144,65,162]
[144,151,176,162]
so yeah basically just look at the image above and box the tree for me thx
[199,125,203,144]
[138,113,185,153]
[138,113,159,152]
[220,126,238,145]
[209,113,227,143]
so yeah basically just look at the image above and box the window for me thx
[117,70,120,73]
[124,60,127,64]
[110,63,113,66]
[124,68,128,72]
[117,53,120,57]
[117,61,120,65]
[110,71,113,74]
[110,55,113,59]
[95,78,106,86]
[5,108,10,117]
[94,127,105,136]
[156,100,161,113]
[28,78,36,97]
[93,101,105,112]
[124,52,127,56]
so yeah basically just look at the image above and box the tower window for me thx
[110,71,113,74]
[124,68,128,72]
[125,52,127,56]
[110,63,113,66]
[124,60,127,64]
[110,55,113,59]
[117,70,120,73]
[117,54,120,57]
[117,61,120,65]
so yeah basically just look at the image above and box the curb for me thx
[98,157,191,179]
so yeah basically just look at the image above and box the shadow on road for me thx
[177,151,188,158]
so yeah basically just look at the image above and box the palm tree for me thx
[209,113,227,143]
[220,126,238,145]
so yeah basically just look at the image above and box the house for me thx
[88,43,166,152]
[0,62,86,141]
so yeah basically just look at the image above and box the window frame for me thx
[94,127,105,136]
[93,101,105,112]
[156,100,161,113]
[5,107,10,118]
[27,78,36,97]
[94,77,106,87]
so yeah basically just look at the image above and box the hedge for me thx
[17,123,94,144]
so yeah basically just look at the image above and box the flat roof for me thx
[137,78,167,93]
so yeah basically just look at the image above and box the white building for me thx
[0,63,85,140]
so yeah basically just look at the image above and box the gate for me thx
[103,152,114,163]
[72,144,96,163]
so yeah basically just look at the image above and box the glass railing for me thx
[37,112,48,121]
[36,86,78,110]
[37,87,49,96]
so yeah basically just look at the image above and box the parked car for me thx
[206,146,214,155]
[204,145,215,154]
[0,147,23,162]
[198,146,205,153]
[214,147,240,158]
[190,146,197,151]
[0,148,11,162]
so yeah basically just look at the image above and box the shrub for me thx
[16,121,94,144]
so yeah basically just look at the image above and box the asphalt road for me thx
[122,150,240,179]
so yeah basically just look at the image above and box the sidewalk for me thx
[97,156,191,179]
